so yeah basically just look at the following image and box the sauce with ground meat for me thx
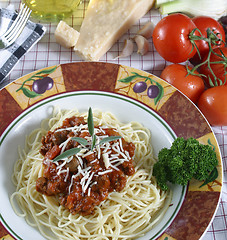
[36,116,135,216]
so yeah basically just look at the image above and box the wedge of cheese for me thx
[74,0,155,61]
[55,21,80,49]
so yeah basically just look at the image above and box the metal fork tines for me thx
[0,4,32,49]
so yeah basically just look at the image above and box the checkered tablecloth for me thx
[0,0,226,239]
[0,5,46,83]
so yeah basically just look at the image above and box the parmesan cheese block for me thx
[55,21,80,49]
[74,0,155,61]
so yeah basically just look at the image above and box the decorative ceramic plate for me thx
[0,62,223,240]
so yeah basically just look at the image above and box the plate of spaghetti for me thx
[0,62,223,240]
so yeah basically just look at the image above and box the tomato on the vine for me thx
[200,47,227,87]
[197,85,227,126]
[190,16,226,65]
[160,64,204,103]
[152,13,199,63]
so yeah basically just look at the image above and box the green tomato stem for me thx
[188,28,226,87]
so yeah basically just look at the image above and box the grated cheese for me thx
[98,169,113,175]
[64,168,69,182]
[102,142,111,153]
[109,164,119,171]
[112,142,129,160]
[88,187,91,196]
[56,161,67,175]
[59,137,72,154]
[119,138,124,152]
[82,171,95,193]
[76,155,83,166]
[98,127,106,134]
[96,143,101,159]
[125,150,130,159]
[55,123,88,134]
[90,181,97,187]
[68,175,77,193]
[83,151,94,158]
[77,165,84,177]
[90,159,98,164]
[53,123,133,196]
[110,159,123,164]
[102,152,110,169]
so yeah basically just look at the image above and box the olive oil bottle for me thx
[22,0,81,22]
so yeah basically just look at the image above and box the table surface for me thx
[0,0,226,240]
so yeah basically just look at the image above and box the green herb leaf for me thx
[208,138,215,151]
[199,167,218,188]
[53,148,81,162]
[154,82,164,105]
[35,66,57,76]
[71,137,89,146]
[99,136,122,145]
[22,87,41,98]
[88,107,94,137]
[118,74,138,83]
[91,135,96,151]
[31,76,43,80]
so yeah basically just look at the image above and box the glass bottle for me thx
[22,0,81,22]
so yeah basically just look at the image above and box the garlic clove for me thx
[115,39,134,59]
[137,22,155,39]
[134,35,149,56]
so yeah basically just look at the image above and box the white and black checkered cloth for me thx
[0,6,46,84]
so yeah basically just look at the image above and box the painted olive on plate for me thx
[133,81,147,93]
[147,85,160,98]
[32,77,54,94]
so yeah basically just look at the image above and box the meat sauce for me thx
[36,116,135,216]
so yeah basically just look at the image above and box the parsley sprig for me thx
[53,108,121,162]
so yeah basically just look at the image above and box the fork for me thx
[0,4,32,49]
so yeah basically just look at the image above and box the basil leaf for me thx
[53,148,81,162]
[71,137,89,146]
[199,167,218,188]
[88,107,94,137]
[99,136,122,145]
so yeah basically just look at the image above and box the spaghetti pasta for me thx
[10,108,171,240]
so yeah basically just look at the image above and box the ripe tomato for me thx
[152,13,199,63]
[160,64,204,103]
[197,85,227,126]
[200,47,227,87]
[190,16,226,65]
